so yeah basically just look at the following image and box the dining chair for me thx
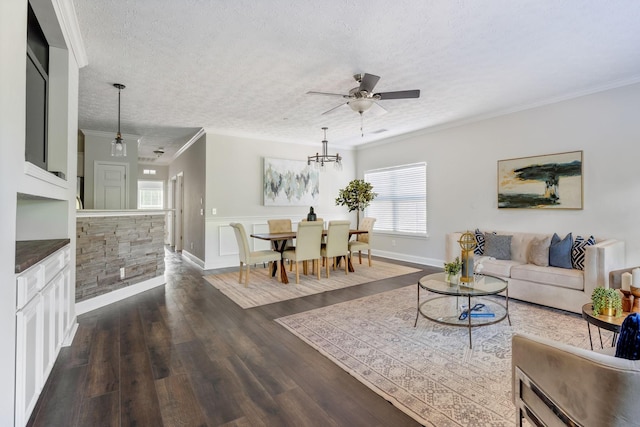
[268,218,294,269]
[230,223,281,287]
[282,221,323,284]
[320,220,350,278]
[349,217,376,266]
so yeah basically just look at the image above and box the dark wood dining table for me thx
[250,229,367,284]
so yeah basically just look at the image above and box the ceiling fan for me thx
[307,73,420,117]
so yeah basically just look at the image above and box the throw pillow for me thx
[571,235,596,270]
[474,229,485,255]
[483,233,512,260]
[528,236,551,267]
[549,233,573,269]
[615,313,640,360]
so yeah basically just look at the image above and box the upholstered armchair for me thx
[282,221,323,284]
[320,220,350,278]
[349,217,376,266]
[230,223,281,287]
[512,333,640,426]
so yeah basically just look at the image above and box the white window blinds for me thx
[364,162,427,236]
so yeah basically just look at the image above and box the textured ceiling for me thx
[73,0,640,165]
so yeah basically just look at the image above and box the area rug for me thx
[275,286,606,426]
[203,261,421,309]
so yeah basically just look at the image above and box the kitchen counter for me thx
[15,239,71,273]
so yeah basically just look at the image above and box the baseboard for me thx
[373,249,442,268]
[62,321,79,347]
[75,275,166,315]
[181,250,205,268]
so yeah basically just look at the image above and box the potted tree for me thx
[335,179,377,229]
[591,286,623,317]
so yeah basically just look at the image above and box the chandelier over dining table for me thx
[307,127,342,171]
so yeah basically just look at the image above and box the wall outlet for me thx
[120,267,125,279]
[190,242,194,250]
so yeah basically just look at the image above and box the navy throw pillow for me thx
[549,233,573,269]
[615,313,640,360]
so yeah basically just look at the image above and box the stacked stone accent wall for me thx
[76,215,165,301]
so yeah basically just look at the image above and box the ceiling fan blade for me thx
[307,91,348,98]
[375,89,420,100]
[359,73,380,93]
[321,102,348,115]
[368,102,388,117]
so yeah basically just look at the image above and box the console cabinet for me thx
[15,245,71,427]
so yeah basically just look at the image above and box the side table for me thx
[581,303,628,350]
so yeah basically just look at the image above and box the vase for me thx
[446,273,459,285]
[600,305,615,317]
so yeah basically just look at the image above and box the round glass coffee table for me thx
[414,272,510,348]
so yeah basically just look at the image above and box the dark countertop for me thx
[16,239,71,274]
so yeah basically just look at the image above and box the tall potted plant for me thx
[335,179,377,229]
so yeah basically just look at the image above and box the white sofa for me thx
[445,231,625,314]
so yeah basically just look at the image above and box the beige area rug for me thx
[275,286,607,427]
[203,261,421,309]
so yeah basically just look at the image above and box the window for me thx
[138,180,164,209]
[143,169,157,175]
[364,162,427,236]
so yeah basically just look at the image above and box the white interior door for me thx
[175,173,184,251]
[168,176,176,247]
[94,162,128,209]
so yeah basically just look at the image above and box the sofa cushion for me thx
[478,258,524,278]
[572,235,596,270]
[549,233,573,269]
[484,233,512,260]
[474,229,485,255]
[528,236,551,267]
[511,264,584,290]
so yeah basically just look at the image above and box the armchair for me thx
[512,333,640,426]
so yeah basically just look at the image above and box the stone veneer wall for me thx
[76,214,165,301]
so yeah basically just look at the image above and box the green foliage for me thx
[591,286,622,316]
[444,257,462,275]
[335,179,377,213]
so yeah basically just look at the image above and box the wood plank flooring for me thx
[28,249,439,427]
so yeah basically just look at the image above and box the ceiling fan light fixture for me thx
[307,127,342,171]
[111,83,127,157]
[348,98,374,113]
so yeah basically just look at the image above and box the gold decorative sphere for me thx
[458,231,477,252]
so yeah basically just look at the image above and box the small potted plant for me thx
[444,257,462,284]
[591,286,623,316]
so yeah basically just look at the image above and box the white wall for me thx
[203,133,356,269]
[357,82,640,267]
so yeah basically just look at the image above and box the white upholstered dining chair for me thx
[349,217,376,266]
[230,223,281,287]
[282,221,323,284]
[320,220,350,278]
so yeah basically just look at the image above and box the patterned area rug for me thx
[276,286,609,426]
[203,261,421,309]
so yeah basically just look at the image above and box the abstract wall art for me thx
[498,151,583,209]
[263,157,319,206]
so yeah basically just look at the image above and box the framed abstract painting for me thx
[263,157,319,206]
[498,151,583,209]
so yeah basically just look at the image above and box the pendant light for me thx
[307,127,342,171]
[111,83,127,157]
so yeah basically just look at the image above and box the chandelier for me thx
[111,83,127,157]
[307,127,342,171]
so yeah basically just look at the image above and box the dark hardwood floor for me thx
[28,249,439,427]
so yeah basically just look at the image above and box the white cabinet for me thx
[15,245,71,427]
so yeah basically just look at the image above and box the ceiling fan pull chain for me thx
[360,111,364,137]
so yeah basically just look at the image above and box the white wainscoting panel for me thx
[219,224,237,256]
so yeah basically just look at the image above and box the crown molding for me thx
[173,128,205,160]
[80,129,142,142]
[52,0,88,68]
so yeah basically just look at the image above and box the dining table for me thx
[250,229,368,284]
